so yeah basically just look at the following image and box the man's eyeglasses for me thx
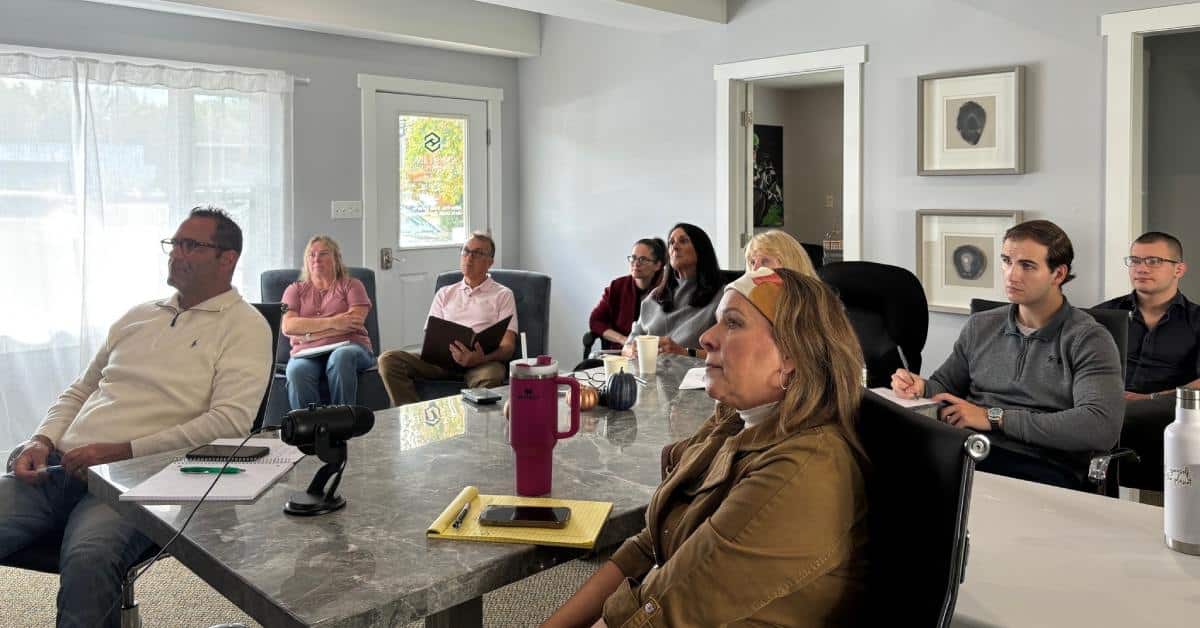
[161,238,224,255]
[627,255,658,266]
[461,246,493,260]
[1124,255,1182,268]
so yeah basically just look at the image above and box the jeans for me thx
[0,452,154,628]
[286,342,375,409]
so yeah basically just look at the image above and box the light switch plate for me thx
[331,201,363,220]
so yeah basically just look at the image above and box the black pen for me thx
[451,502,471,529]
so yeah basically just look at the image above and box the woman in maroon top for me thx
[281,235,374,409]
[589,238,667,350]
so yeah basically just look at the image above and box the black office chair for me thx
[968,298,1137,495]
[0,303,279,627]
[259,267,391,423]
[818,261,929,388]
[859,389,989,628]
[801,242,824,270]
[412,269,552,400]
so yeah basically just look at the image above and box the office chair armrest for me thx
[1087,447,1141,485]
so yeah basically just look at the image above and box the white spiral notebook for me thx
[119,438,306,504]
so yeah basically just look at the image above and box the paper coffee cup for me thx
[603,355,629,378]
[636,335,659,375]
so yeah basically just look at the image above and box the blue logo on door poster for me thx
[424,132,442,152]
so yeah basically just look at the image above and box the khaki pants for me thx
[377,350,506,406]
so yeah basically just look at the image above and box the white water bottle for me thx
[1164,387,1200,555]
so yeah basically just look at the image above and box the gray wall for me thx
[2,0,520,268]
[519,0,1165,372]
[1146,30,1200,299]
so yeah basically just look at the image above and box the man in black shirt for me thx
[1095,231,1200,494]
[1096,231,1200,398]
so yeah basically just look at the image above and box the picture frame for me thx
[916,210,1024,314]
[918,66,1025,175]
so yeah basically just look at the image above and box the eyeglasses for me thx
[161,238,224,255]
[460,246,493,260]
[627,255,658,266]
[1124,255,1181,268]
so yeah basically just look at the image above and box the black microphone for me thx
[281,404,374,455]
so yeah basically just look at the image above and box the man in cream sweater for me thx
[0,207,272,628]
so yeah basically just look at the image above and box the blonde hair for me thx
[299,235,349,283]
[744,230,817,277]
[716,269,865,455]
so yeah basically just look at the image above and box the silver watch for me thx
[987,407,1004,432]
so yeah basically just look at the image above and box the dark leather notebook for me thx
[420,315,512,370]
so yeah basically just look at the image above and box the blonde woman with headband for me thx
[745,229,818,276]
[543,268,868,628]
[281,235,374,409]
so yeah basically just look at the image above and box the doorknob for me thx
[380,247,393,270]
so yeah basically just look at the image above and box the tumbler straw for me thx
[521,332,529,359]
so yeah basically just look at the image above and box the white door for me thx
[372,93,488,351]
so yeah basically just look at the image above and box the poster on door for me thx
[753,124,784,227]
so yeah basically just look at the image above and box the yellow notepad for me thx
[426,486,613,550]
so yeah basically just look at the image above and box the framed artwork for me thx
[753,124,784,227]
[918,66,1025,175]
[916,209,1024,314]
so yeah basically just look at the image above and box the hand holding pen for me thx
[891,346,925,400]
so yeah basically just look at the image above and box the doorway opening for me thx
[1101,3,1200,298]
[713,45,866,269]
[747,71,844,267]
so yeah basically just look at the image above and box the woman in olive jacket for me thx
[543,267,869,628]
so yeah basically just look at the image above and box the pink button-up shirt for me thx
[429,276,519,336]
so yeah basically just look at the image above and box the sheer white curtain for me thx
[0,47,293,449]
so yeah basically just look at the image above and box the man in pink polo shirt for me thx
[378,232,518,405]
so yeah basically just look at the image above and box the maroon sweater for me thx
[589,275,651,350]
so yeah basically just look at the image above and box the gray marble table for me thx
[88,355,712,628]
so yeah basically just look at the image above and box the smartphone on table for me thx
[478,505,571,528]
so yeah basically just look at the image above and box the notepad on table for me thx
[293,340,351,359]
[679,367,707,390]
[870,387,941,419]
[426,486,613,550]
[120,438,306,504]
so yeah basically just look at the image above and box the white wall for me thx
[519,0,1166,373]
[2,0,521,268]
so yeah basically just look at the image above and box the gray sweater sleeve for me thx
[925,316,974,399]
[1002,326,1124,452]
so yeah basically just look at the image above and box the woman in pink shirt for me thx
[281,235,374,409]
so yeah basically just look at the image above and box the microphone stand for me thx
[284,424,348,516]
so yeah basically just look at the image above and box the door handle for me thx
[380,247,393,270]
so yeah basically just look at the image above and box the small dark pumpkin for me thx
[602,370,638,411]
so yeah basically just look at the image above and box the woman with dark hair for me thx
[588,238,667,350]
[623,223,723,359]
[543,268,869,627]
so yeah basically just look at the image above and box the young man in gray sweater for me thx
[892,220,1123,488]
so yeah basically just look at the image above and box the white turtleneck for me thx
[737,401,780,428]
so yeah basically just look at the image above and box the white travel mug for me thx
[635,335,659,375]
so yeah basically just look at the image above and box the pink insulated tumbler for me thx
[508,355,580,496]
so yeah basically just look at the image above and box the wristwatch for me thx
[987,407,1004,432]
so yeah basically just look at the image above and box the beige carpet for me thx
[0,555,602,628]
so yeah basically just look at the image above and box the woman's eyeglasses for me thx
[627,255,658,266]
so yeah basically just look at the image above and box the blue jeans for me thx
[286,342,374,409]
[0,452,154,628]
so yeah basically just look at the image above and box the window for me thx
[0,47,293,448]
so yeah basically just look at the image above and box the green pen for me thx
[179,466,244,475]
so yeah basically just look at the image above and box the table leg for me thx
[425,596,482,628]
